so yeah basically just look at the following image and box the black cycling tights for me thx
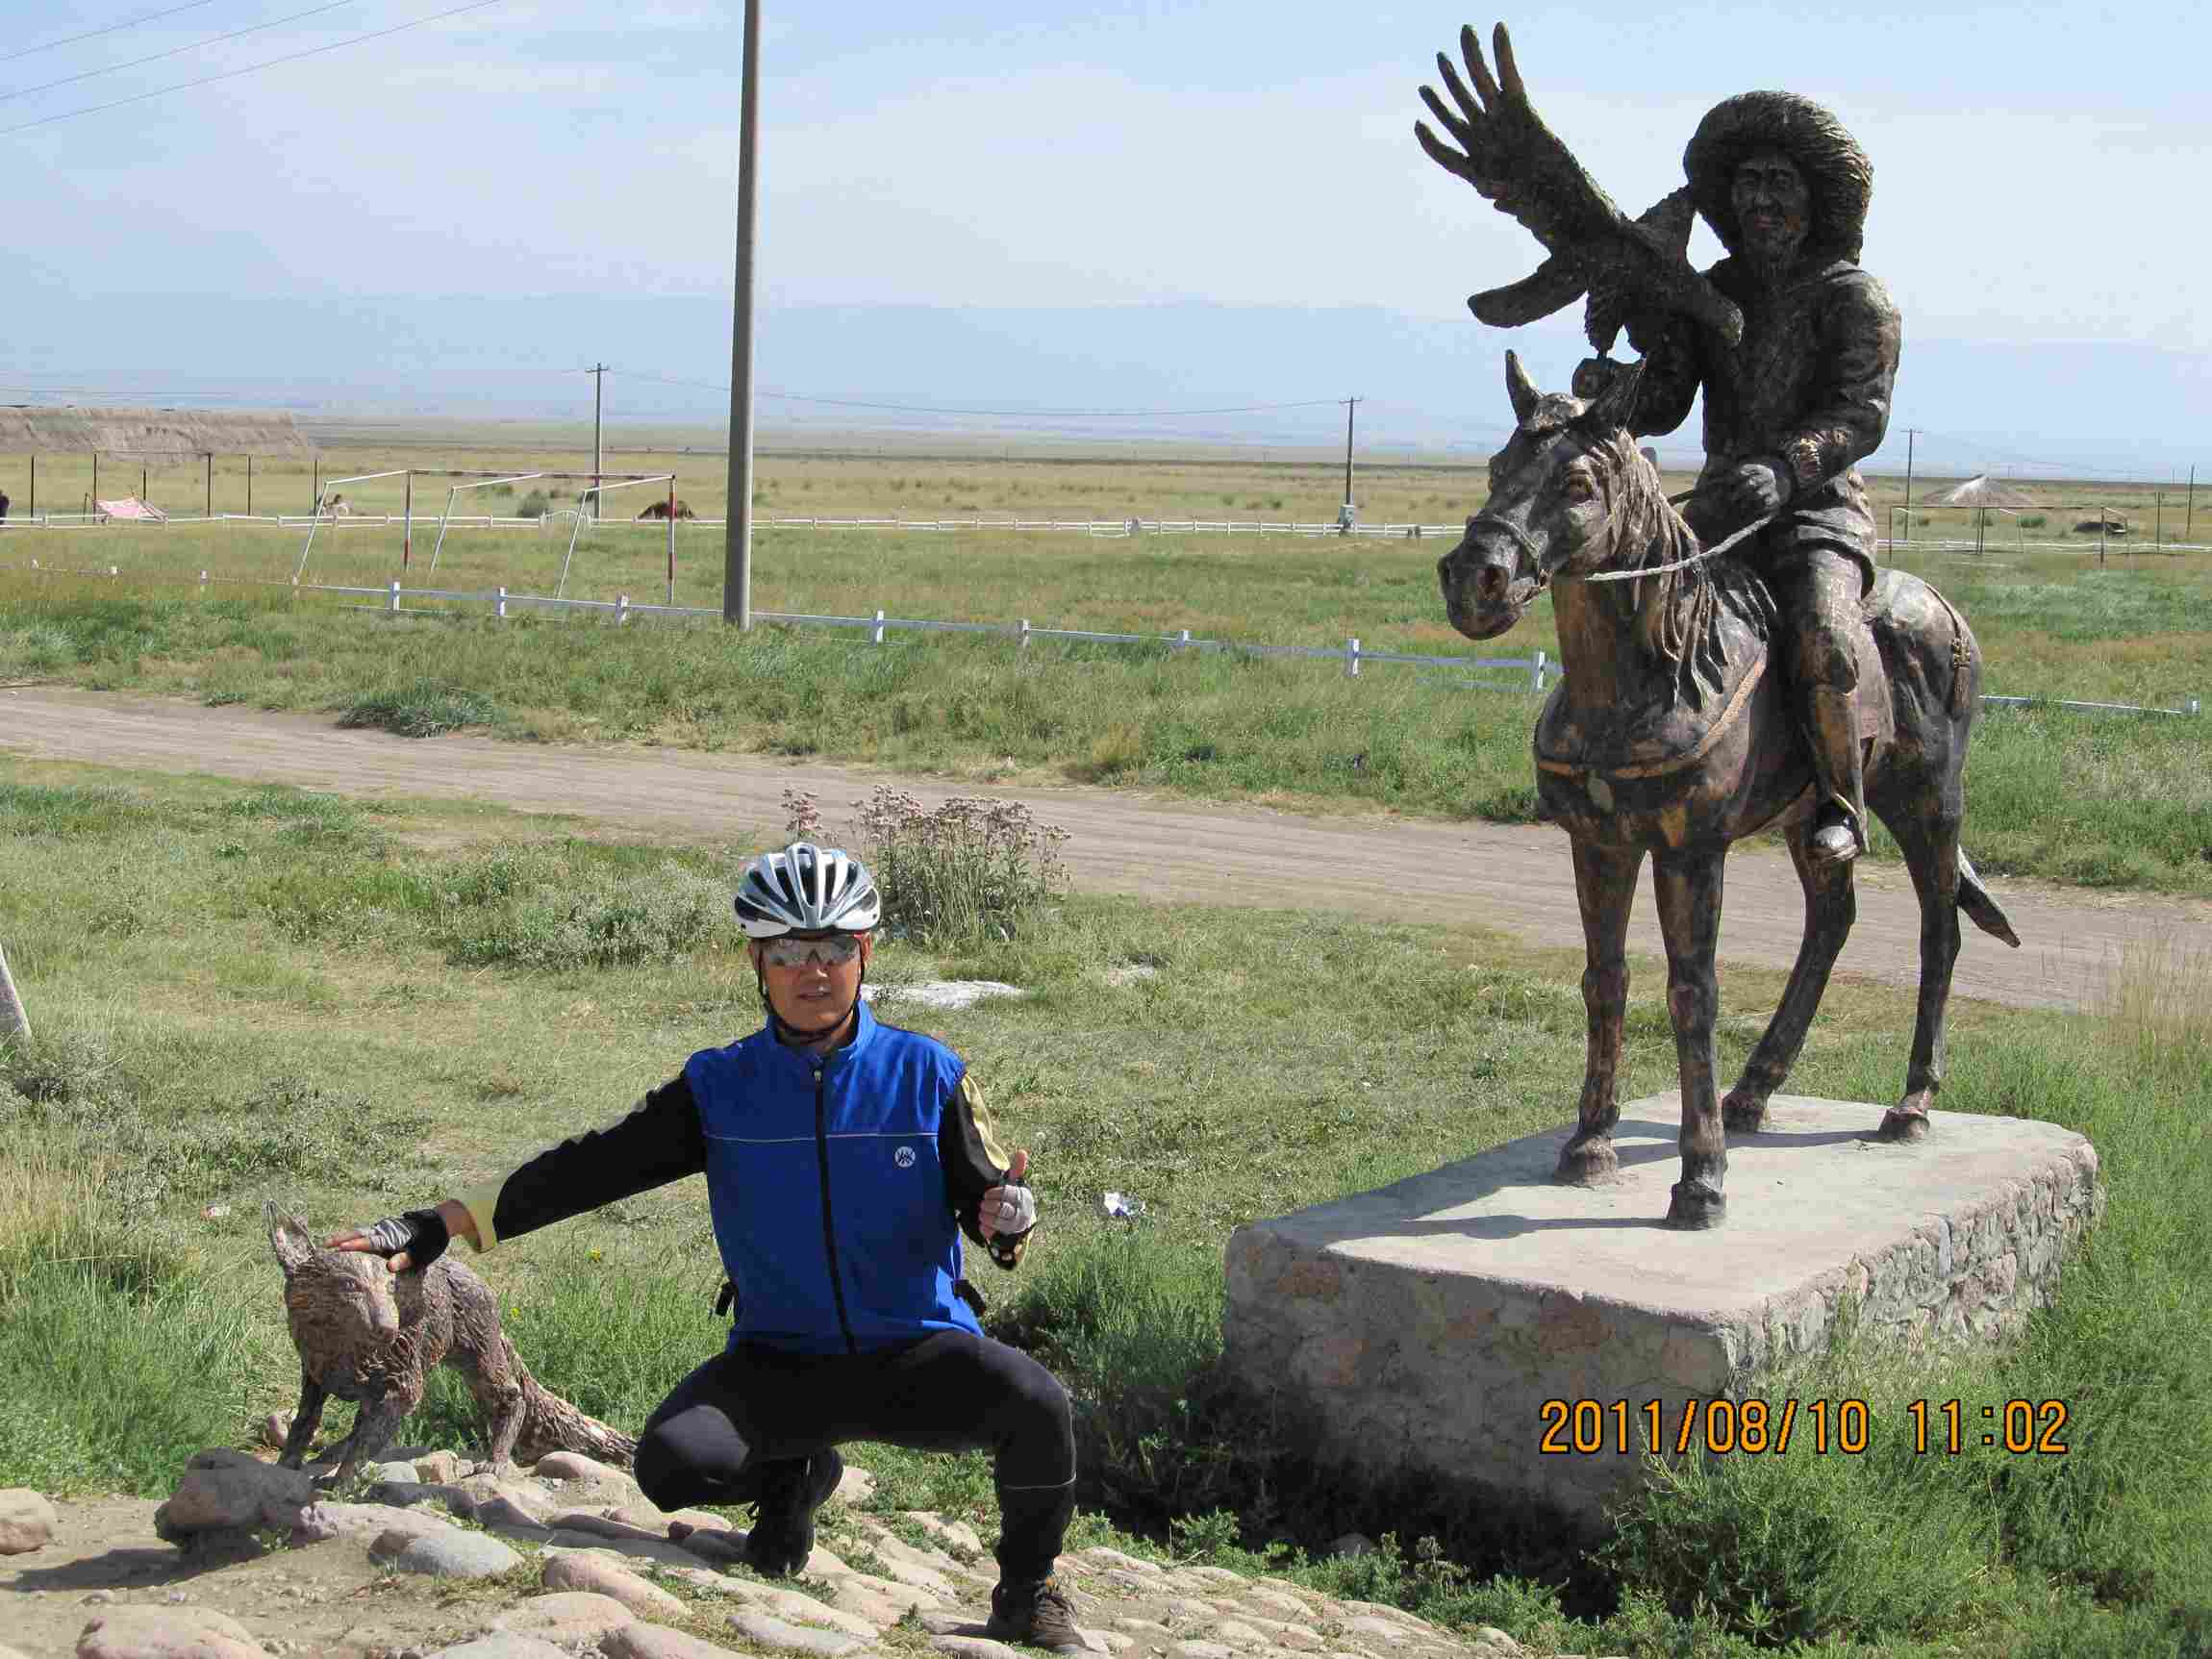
[633,1329,1076,1584]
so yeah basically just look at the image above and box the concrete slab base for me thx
[1222,1093,2102,1523]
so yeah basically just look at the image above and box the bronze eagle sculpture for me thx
[1415,22,1744,352]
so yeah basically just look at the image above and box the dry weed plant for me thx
[780,785,1068,948]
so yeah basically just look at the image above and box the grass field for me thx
[3,503,2208,893]
[2,422,2202,543]
[3,759,2209,1656]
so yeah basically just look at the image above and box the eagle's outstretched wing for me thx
[1415,22,1743,349]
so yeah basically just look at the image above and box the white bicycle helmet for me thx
[735,842,882,938]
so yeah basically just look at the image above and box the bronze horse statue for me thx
[1439,353,2019,1228]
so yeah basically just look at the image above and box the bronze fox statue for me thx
[267,1206,636,1485]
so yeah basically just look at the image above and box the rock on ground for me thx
[724,1609,869,1656]
[0,1488,56,1555]
[389,1529,523,1579]
[483,1589,637,1646]
[153,1448,315,1544]
[540,1553,689,1620]
[74,1603,270,1658]
[428,1639,574,1659]
[601,1625,751,1659]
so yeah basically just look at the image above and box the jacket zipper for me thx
[812,1065,858,1354]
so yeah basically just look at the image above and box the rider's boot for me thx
[1803,684,1868,865]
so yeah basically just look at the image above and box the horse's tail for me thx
[1957,846,2020,947]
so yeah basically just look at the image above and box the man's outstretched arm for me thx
[332,1074,709,1270]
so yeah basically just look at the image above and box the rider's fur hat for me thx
[1683,91,1872,263]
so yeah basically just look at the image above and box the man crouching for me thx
[330,842,1086,1652]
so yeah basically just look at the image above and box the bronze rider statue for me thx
[1596,93,1901,864]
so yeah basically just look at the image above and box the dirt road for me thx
[6,686,2204,1013]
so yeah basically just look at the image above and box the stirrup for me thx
[1808,806,1861,865]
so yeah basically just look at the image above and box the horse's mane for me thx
[1599,433,1775,711]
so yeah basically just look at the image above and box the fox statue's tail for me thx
[513,1358,639,1467]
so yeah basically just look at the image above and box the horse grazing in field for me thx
[1438,353,2019,1228]
[635,498,695,521]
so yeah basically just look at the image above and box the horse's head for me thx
[1439,351,1650,640]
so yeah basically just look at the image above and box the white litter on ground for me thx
[863,980,1026,1011]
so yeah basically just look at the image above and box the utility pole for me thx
[2188,465,2196,542]
[723,0,762,628]
[1340,395,1363,532]
[1899,428,1921,543]
[589,363,608,522]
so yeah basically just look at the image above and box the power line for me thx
[610,366,1350,420]
[3,0,223,64]
[3,0,362,106]
[0,0,508,136]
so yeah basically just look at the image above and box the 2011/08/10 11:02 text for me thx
[1538,1397,2070,1456]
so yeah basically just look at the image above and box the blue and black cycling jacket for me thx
[457,1000,1028,1354]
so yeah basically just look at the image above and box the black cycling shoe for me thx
[742,1447,844,1577]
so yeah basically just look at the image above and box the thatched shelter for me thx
[1919,474,2036,510]
[0,407,309,458]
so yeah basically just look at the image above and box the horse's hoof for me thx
[1665,1182,1726,1229]
[1554,1138,1621,1187]
[1877,1110,1931,1143]
[1722,1093,1771,1134]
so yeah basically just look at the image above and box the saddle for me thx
[1534,580,1890,788]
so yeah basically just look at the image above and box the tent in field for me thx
[95,497,166,521]
[1919,475,2036,510]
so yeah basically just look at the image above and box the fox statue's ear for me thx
[267,1201,314,1272]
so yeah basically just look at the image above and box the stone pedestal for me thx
[1221,1093,2102,1523]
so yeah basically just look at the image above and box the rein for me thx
[1575,506,1776,584]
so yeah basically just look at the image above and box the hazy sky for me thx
[11,1,2210,422]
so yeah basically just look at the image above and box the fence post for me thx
[1177,628,1192,649]
[872,608,886,644]
[617,593,630,625]
[1019,618,1030,650]
[109,566,118,579]
[1531,648,1548,693]
[199,569,208,593]
[388,579,401,614]
[496,586,508,619]
[1346,637,1360,677]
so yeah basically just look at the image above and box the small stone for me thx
[391,1529,522,1578]
[826,1567,942,1613]
[726,1610,867,1656]
[833,1464,876,1505]
[1207,1622,1272,1649]
[414,1449,468,1484]
[1081,1546,1166,1575]
[259,1411,294,1450]
[531,1450,625,1483]
[74,1605,268,1658]
[602,1626,752,1659]
[292,1500,450,1547]
[1241,1592,1314,1620]
[369,1461,422,1485]
[540,1553,690,1621]
[487,1590,639,1646]
[154,1447,315,1542]
[1112,1620,1173,1638]
[0,1488,57,1554]
[1470,1629,1524,1657]
[1168,1645,1237,1659]
[659,1508,736,1536]
[1337,1618,1416,1646]
[425,1640,572,1659]
[472,1496,554,1532]
[902,1510,986,1555]
[1100,1637,1135,1654]
[929,1639,1024,1659]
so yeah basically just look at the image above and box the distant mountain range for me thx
[6,291,2204,482]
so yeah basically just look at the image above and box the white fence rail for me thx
[9,511,2212,556]
[4,551,2200,717]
